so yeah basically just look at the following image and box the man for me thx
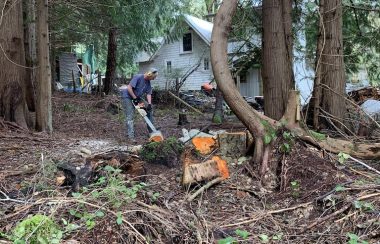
[120,68,158,140]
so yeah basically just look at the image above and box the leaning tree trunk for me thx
[212,88,224,124]
[314,0,345,130]
[211,0,276,187]
[0,0,28,127]
[211,0,380,191]
[35,0,52,132]
[104,28,117,95]
[262,0,294,120]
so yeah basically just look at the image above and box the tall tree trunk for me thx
[104,28,117,95]
[23,0,36,113]
[262,0,294,120]
[311,0,325,129]
[35,0,52,132]
[314,0,346,129]
[212,88,224,124]
[0,0,28,127]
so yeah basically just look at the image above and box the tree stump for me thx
[57,150,146,191]
[218,132,247,158]
[178,112,189,125]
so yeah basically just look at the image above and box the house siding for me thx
[239,68,261,97]
[138,30,213,91]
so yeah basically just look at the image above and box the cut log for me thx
[182,155,229,185]
[192,137,217,155]
[218,132,247,158]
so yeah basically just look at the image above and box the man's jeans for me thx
[122,98,154,139]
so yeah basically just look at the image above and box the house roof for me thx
[136,15,257,63]
[184,15,213,45]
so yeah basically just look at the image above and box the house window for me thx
[166,61,172,73]
[182,33,192,52]
[204,58,209,70]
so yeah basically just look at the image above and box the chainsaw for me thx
[132,101,164,142]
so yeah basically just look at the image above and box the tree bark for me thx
[23,0,36,113]
[104,27,117,95]
[211,0,276,187]
[262,0,294,120]
[315,0,346,129]
[35,0,52,132]
[0,0,28,127]
[310,0,325,129]
[212,88,224,124]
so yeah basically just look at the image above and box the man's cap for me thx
[145,68,158,78]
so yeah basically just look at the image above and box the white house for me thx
[136,15,262,97]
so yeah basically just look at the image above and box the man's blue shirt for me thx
[121,74,152,99]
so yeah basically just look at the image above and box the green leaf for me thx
[51,239,60,244]
[116,212,123,225]
[71,192,81,198]
[259,234,269,243]
[91,191,100,198]
[272,232,283,240]
[96,211,105,217]
[354,201,362,209]
[104,165,116,172]
[61,218,68,225]
[264,135,272,145]
[362,202,375,211]
[217,237,236,244]
[335,185,346,192]
[235,229,249,239]
[347,233,359,244]
[338,152,350,164]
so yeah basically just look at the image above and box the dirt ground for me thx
[1,92,379,244]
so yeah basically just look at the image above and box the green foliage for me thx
[140,137,184,165]
[261,121,277,145]
[212,114,223,124]
[12,214,62,244]
[304,1,380,85]
[280,131,295,154]
[335,184,346,192]
[272,232,283,241]
[63,103,76,112]
[353,201,375,212]
[308,130,326,141]
[217,236,236,244]
[347,233,369,244]
[93,166,146,208]
[259,234,269,243]
[68,209,104,230]
[235,229,249,239]
[68,209,105,230]
[338,152,350,164]
[290,180,300,198]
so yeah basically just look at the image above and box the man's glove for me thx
[146,104,152,112]
[132,97,141,106]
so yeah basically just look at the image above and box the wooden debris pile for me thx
[57,149,145,191]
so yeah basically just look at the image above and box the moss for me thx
[140,137,184,166]
[212,114,223,124]
[308,130,326,141]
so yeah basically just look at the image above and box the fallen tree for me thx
[210,0,380,187]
